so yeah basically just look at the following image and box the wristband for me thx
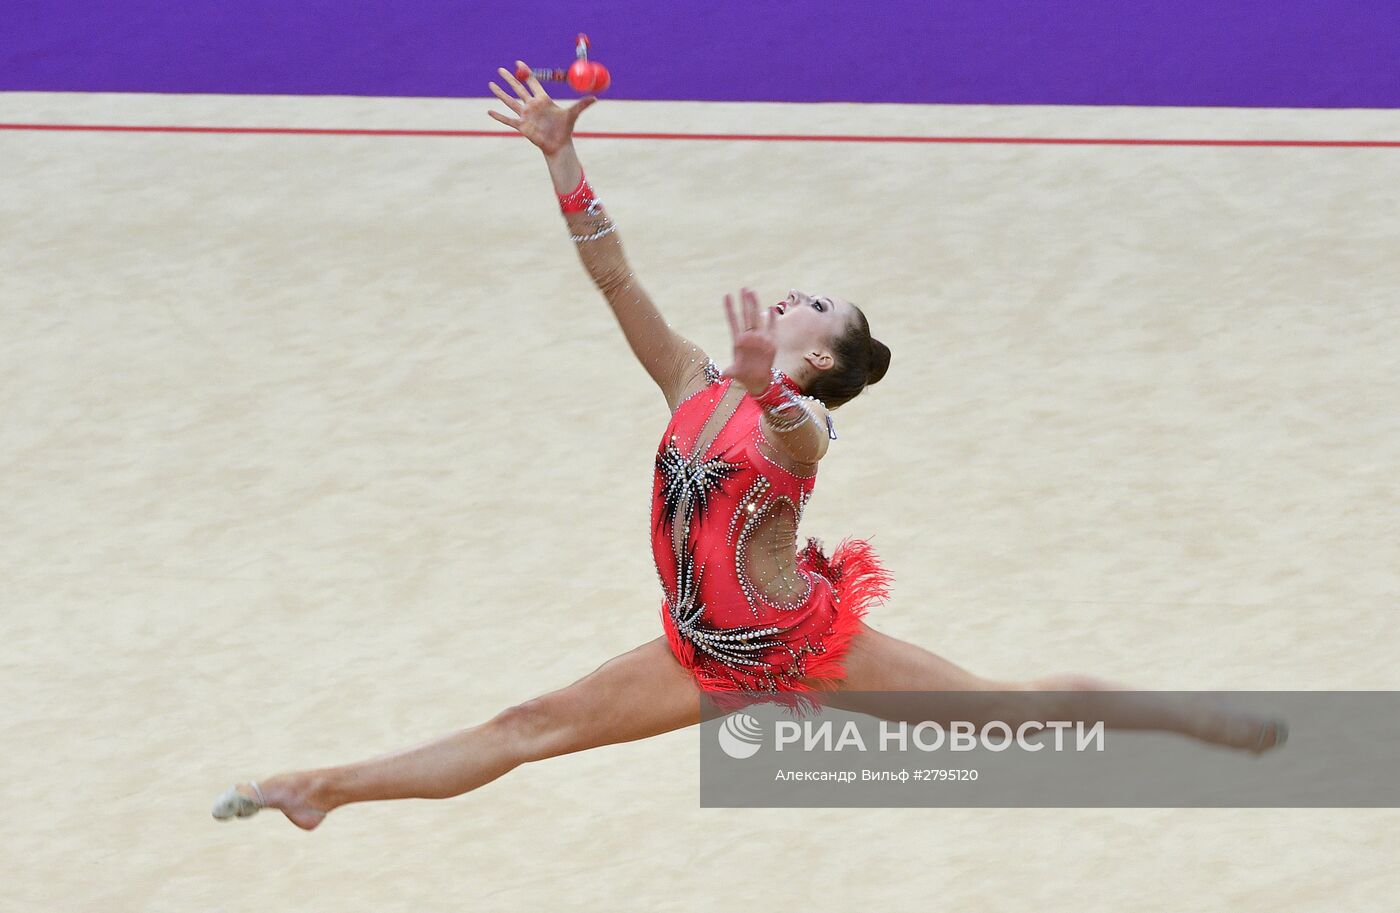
[753,371,838,439]
[753,372,813,432]
[558,171,598,214]
[753,371,802,409]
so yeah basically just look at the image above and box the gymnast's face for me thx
[770,289,856,375]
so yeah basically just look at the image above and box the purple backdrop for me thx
[3,0,1396,107]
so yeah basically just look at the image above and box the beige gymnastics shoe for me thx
[211,781,266,821]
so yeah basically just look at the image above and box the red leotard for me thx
[549,175,890,701]
[651,360,891,704]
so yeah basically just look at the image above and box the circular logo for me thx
[717,712,764,759]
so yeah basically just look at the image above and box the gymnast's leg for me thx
[214,637,700,829]
[819,624,1285,753]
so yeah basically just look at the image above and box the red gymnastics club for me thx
[516,33,611,93]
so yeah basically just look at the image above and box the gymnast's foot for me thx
[1203,706,1288,755]
[1192,702,1288,750]
[211,773,329,831]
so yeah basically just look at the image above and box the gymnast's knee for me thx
[1015,674,1120,721]
[489,695,574,764]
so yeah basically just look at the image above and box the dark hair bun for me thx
[867,338,891,386]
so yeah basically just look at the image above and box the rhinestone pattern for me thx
[667,544,793,670]
[564,187,617,242]
[654,439,742,534]
[651,362,839,693]
[733,493,814,616]
[754,368,838,440]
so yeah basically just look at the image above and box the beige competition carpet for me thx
[2,92,1397,912]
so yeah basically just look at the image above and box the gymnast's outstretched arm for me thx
[488,61,709,410]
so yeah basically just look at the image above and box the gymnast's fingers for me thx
[498,66,531,102]
[567,96,597,126]
[517,60,549,99]
[487,109,522,130]
[724,294,741,340]
[489,82,524,113]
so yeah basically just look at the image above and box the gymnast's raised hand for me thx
[488,59,596,156]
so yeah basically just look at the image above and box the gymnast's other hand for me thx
[721,288,778,395]
[488,59,597,157]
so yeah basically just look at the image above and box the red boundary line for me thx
[0,122,1396,147]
